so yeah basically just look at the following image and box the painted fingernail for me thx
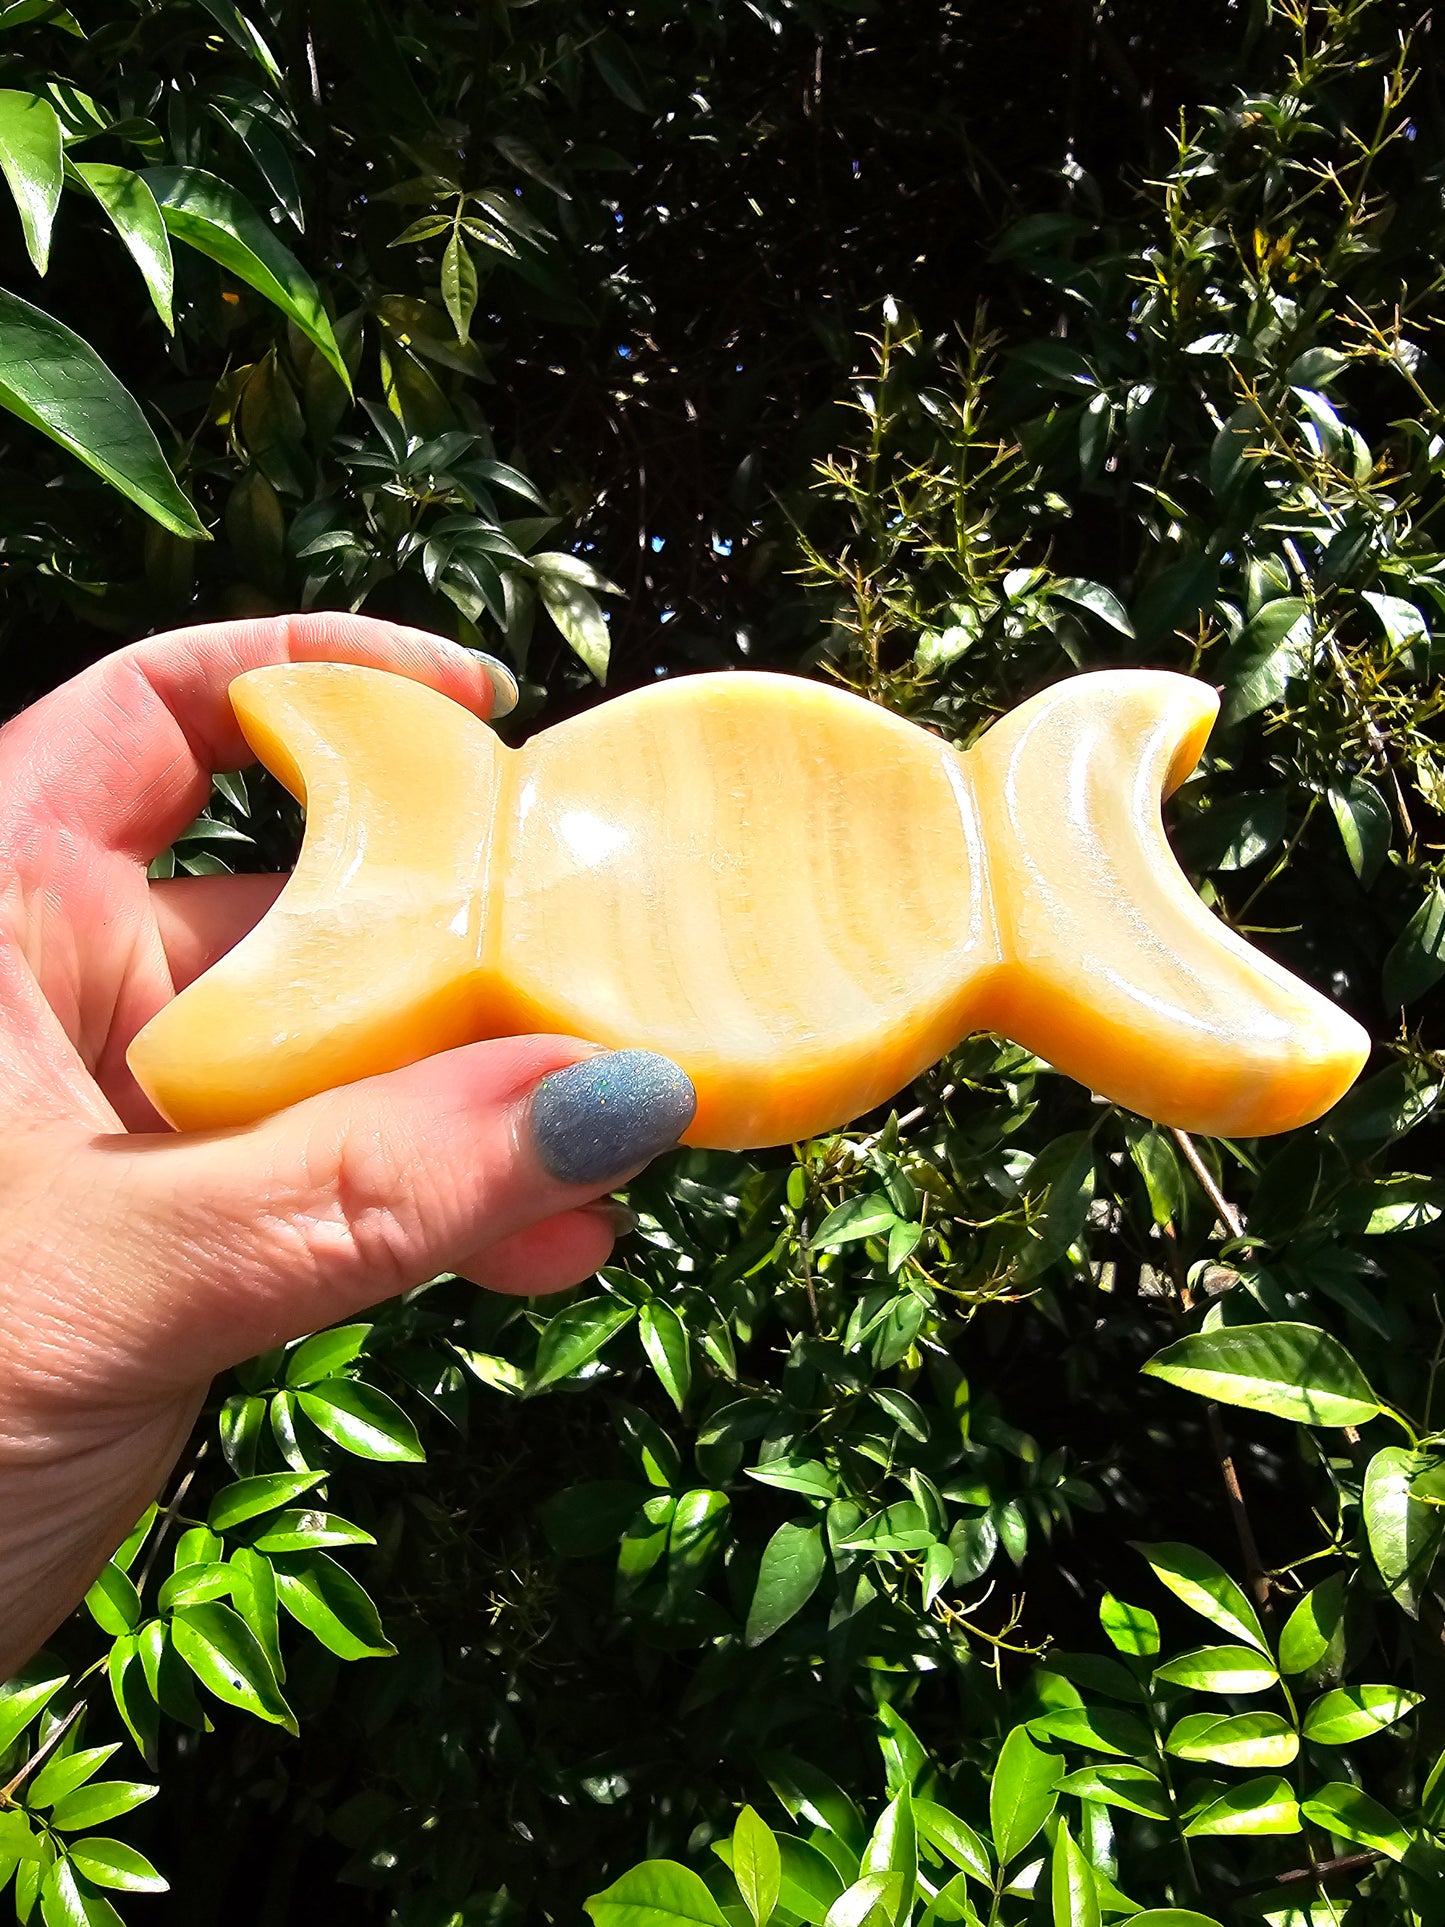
[528,1050,696,1186]
[474,651,519,721]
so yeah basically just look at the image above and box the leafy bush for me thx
[4,2,1445,1926]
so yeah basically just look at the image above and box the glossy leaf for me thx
[1134,1542,1268,1652]
[1098,1592,1159,1657]
[208,1471,324,1529]
[1165,1711,1297,1769]
[283,1323,372,1386]
[731,1806,780,1927]
[170,1600,296,1731]
[1300,1685,1421,1744]
[0,289,205,536]
[1363,1446,1442,1617]
[143,167,350,388]
[67,1840,167,1894]
[0,89,62,270]
[1183,1777,1300,1837]
[1301,1783,1412,1860]
[585,1860,731,1926]
[1327,775,1389,886]
[272,1550,395,1660]
[1053,1767,1168,1821]
[539,573,610,681]
[989,1727,1057,1866]
[1143,1322,1379,1427]
[49,1782,157,1832]
[296,1380,424,1461]
[84,1564,140,1636]
[531,1296,636,1389]
[1049,1822,1100,1927]
[746,1521,826,1646]
[69,162,173,329]
[1152,1645,1278,1694]
[1382,883,1445,1008]
[640,1300,692,1410]
[28,1745,118,1810]
[1277,1576,1347,1676]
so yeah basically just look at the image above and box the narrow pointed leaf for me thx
[0,289,205,536]
[69,162,173,329]
[0,89,63,271]
[143,167,350,389]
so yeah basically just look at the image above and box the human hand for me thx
[0,613,695,1679]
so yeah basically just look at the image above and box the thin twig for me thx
[0,1700,84,1806]
[1172,1129,1246,1242]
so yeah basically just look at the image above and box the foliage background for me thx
[4,3,1445,1927]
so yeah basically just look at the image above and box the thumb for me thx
[116,1040,696,1387]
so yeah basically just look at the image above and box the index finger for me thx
[0,612,518,864]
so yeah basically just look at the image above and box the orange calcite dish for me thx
[128,665,1369,1146]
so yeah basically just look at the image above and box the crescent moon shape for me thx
[128,664,510,1133]
[966,669,1369,1136]
[128,663,1368,1143]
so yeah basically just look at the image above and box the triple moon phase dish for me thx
[128,665,1369,1146]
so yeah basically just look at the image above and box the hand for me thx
[0,613,695,1679]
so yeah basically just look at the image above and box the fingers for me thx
[108,1043,695,1388]
[453,1205,630,1296]
[149,874,288,992]
[0,613,517,867]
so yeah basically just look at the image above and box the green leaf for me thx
[0,288,205,536]
[1126,1916,1223,1927]
[1016,1133,1095,1279]
[913,1802,990,1883]
[1028,1705,1153,1757]
[531,1297,636,1390]
[1152,1645,1278,1694]
[170,1600,296,1731]
[1300,1685,1421,1744]
[1184,1776,1300,1837]
[248,1509,374,1553]
[775,1838,846,1924]
[746,1457,838,1501]
[1327,776,1390,887]
[208,1471,324,1530]
[67,1841,167,1895]
[1382,884,1445,1008]
[1301,1783,1411,1860]
[1362,589,1429,654]
[861,1790,915,1917]
[40,1859,109,1927]
[49,1782,157,1832]
[27,1745,117,1810]
[811,1194,899,1250]
[283,1323,372,1387]
[296,1380,424,1461]
[272,1550,395,1660]
[585,1860,730,1926]
[1098,1593,1159,1657]
[640,1301,691,1411]
[84,1564,141,1635]
[441,230,478,344]
[732,1807,780,1927]
[1144,1322,1378,1428]
[1363,1446,1443,1617]
[989,1727,1057,1866]
[667,1489,731,1589]
[746,1522,826,1646]
[1053,1766,1168,1821]
[1050,1822,1100,1927]
[1165,1711,1297,1769]
[824,1874,902,1927]
[539,573,610,681]
[0,90,63,271]
[1218,596,1310,725]
[1277,1576,1347,1676]
[540,1480,646,1557]
[142,167,351,389]
[1050,578,1133,637]
[1134,1542,1268,1652]
[69,162,173,330]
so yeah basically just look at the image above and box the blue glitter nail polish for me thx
[529,1050,697,1186]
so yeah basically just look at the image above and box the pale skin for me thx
[0,613,635,1681]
